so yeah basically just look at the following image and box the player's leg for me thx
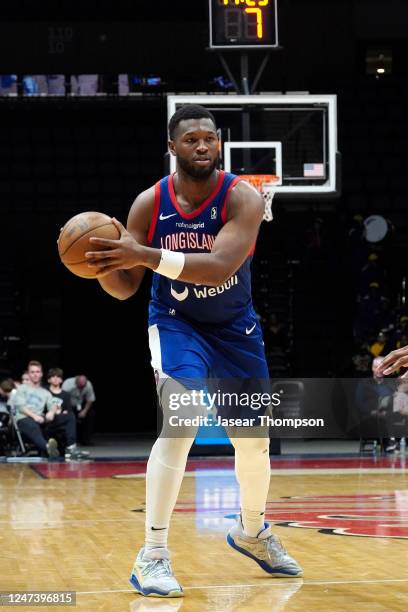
[130,323,209,597]
[227,431,302,577]
[145,376,200,549]
[230,433,271,537]
[207,323,302,576]
[130,376,205,597]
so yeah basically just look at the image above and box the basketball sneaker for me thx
[227,520,303,577]
[129,548,183,598]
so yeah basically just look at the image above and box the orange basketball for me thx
[58,211,120,278]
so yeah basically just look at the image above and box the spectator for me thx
[369,331,391,358]
[355,357,396,451]
[62,375,96,445]
[21,372,30,384]
[0,378,15,434]
[14,372,30,388]
[391,382,408,417]
[380,381,408,450]
[352,344,372,375]
[47,368,89,461]
[10,361,60,458]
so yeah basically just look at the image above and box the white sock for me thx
[240,509,266,538]
[232,436,271,537]
[145,436,195,549]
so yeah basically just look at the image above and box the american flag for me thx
[304,163,325,177]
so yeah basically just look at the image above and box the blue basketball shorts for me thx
[148,313,269,381]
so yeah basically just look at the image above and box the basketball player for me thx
[85,105,302,597]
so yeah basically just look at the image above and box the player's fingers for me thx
[87,258,116,268]
[376,350,402,371]
[85,249,118,260]
[382,357,408,375]
[89,236,117,247]
[385,346,408,365]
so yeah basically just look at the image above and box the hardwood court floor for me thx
[0,455,407,611]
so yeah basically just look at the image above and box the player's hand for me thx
[375,345,408,378]
[85,218,143,276]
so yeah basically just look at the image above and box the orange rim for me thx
[240,174,279,192]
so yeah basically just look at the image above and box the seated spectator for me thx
[369,331,393,358]
[62,375,96,445]
[355,356,395,450]
[10,361,59,458]
[390,382,408,415]
[386,381,408,448]
[47,368,89,460]
[13,371,31,389]
[0,379,15,447]
[21,372,30,385]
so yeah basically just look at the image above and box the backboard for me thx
[167,94,339,196]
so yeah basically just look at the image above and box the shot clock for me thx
[209,0,279,49]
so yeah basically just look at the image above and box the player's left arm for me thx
[86,181,264,287]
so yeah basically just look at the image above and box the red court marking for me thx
[174,492,408,539]
[31,455,407,479]
[266,492,408,539]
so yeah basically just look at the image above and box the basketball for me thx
[58,211,120,278]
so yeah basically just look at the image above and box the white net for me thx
[240,175,278,222]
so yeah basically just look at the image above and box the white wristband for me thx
[155,249,185,280]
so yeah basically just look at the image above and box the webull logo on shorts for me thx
[170,275,238,302]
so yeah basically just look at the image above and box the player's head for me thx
[168,104,219,179]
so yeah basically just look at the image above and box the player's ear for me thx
[168,140,176,157]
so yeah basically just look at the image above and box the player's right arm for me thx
[97,187,154,300]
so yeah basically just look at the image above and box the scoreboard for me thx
[209,0,279,49]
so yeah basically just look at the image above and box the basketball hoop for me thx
[240,174,279,222]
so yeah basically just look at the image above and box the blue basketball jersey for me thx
[147,170,255,326]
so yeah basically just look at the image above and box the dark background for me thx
[0,0,407,433]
